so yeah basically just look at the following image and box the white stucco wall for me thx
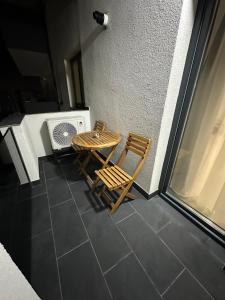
[150,0,197,193]
[78,0,183,193]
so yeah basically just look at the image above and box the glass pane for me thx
[168,4,225,231]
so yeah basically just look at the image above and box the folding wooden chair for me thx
[93,132,152,213]
[72,120,107,167]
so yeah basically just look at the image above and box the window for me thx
[65,52,85,109]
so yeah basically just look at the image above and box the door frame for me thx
[158,0,225,245]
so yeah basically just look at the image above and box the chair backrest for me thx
[126,132,151,158]
[117,132,152,180]
[93,120,107,132]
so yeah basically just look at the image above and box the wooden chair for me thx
[93,132,152,213]
[72,120,107,166]
[93,120,107,132]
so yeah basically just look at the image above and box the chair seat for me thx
[95,165,132,190]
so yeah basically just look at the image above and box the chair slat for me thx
[128,136,148,147]
[110,166,131,182]
[127,141,146,153]
[129,132,149,143]
[107,168,125,184]
[126,145,144,157]
[114,165,132,180]
[103,169,122,185]
[94,121,106,132]
[97,170,114,189]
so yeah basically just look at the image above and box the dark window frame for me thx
[158,0,225,246]
[70,52,85,109]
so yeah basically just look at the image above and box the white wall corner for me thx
[149,0,198,194]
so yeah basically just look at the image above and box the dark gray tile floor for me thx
[0,155,225,300]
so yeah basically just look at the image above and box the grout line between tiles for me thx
[114,212,136,225]
[112,216,162,298]
[158,232,215,299]
[57,239,89,260]
[30,228,52,240]
[64,170,113,300]
[45,174,63,182]
[50,197,73,209]
[79,204,103,216]
[103,251,133,276]
[156,220,172,234]
[43,163,64,300]
[129,204,214,299]
[185,269,215,300]
[17,191,47,204]
[161,268,186,297]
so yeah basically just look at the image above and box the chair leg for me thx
[98,185,106,197]
[110,187,128,214]
[92,176,101,191]
[117,188,136,200]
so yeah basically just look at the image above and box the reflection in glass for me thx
[168,8,225,231]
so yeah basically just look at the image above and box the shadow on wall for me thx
[81,26,105,54]
[40,121,52,156]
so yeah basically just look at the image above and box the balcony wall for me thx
[79,0,183,193]
[46,0,196,194]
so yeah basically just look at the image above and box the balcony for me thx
[1,154,224,299]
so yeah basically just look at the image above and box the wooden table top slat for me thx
[72,131,121,150]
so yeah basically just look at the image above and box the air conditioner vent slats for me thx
[53,122,77,146]
[47,116,86,150]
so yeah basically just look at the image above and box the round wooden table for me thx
[72,131,121,150]
[72,131,121,185]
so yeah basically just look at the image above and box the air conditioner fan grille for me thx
[53,122,77,146]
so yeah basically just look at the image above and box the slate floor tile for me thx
[159,222,225,299]
[111,202,134,224]
[47,177,72,207]
[62,165,83,184]
[18,180,46,201]
[118,213,183,293]
[204,237,225,263]
[13,194,51,238]
[70,181,103,213]
[82,209,130,272]
[163,270,212,300]
[57,154,77,166]
[150,197,210,242]
[106,253,161,300]
[131,197,170,232]
[58,242,111,300]
[13,230,61,300]
[43,159,63,179]
[51,199,87,257]
[29,230,61,300]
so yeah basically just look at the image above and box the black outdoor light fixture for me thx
[93,10,109,26]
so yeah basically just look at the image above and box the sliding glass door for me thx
[161,0,225,239]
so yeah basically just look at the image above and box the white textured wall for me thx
[78,0,183,192]
[150,0,197,193]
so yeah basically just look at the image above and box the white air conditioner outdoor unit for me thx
[47,116,86,150]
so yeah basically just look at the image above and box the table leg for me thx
[92,145,118,188]
[79,151,91,177]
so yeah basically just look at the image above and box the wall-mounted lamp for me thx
[93,11,109,27]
